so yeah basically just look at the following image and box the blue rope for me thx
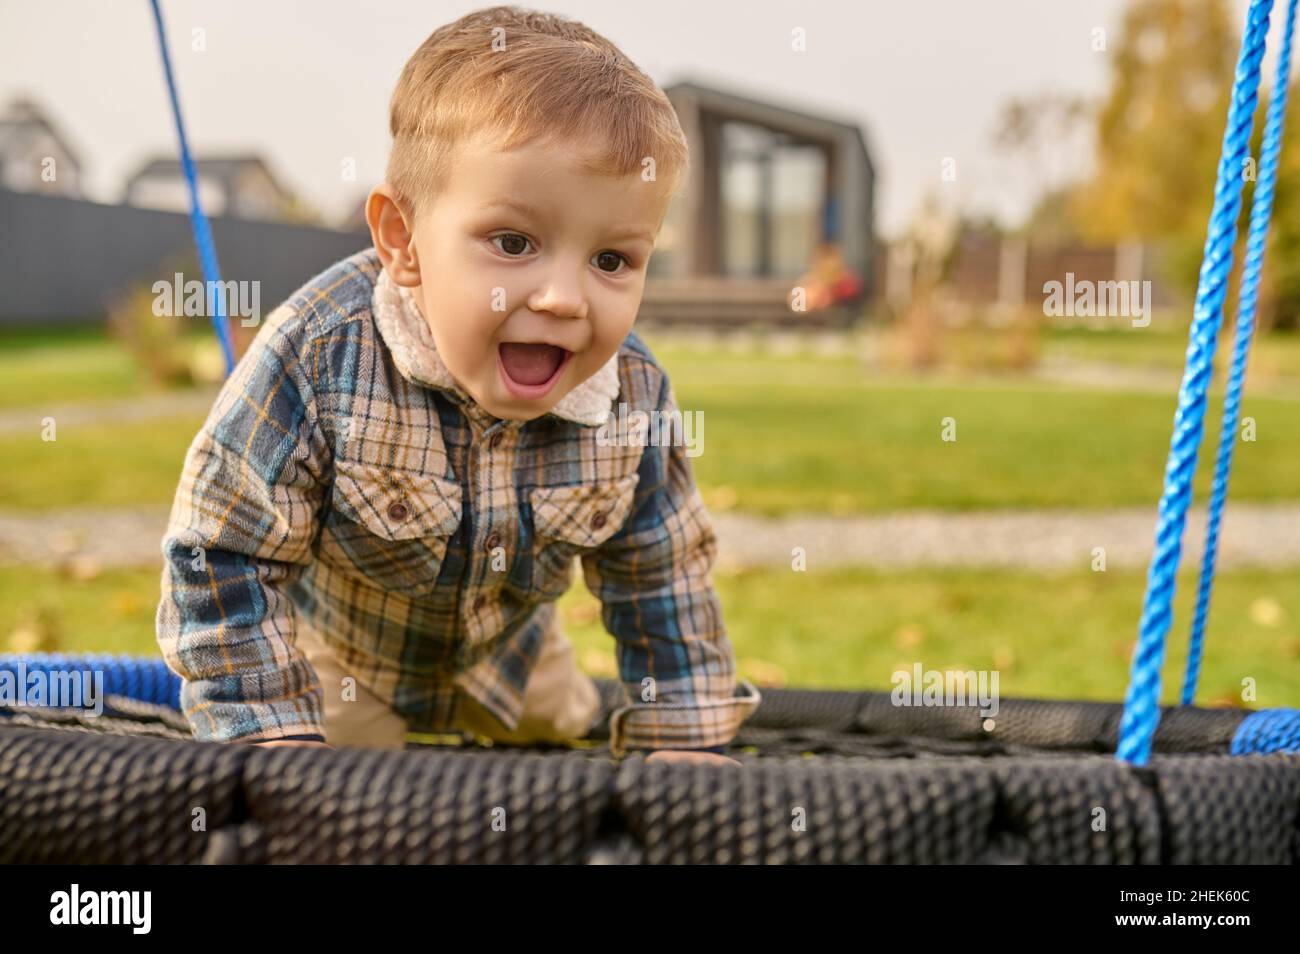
[148,0,236,376]
[1185,0,1299,705]
[1231,708,1300,753]
[1117,0,1276,765]
[0,655,182,710]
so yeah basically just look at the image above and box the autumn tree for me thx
[1069,0,1238,295]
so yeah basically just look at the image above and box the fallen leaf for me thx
[893,623,924,650]
[707,485,739,511]
[111,590,142,617]
[738,657,787,687]
[1249,597,1284,627]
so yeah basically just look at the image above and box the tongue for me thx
[500,343,565,385]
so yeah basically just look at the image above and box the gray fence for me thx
[0,188,369,326]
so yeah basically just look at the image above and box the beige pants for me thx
[295,619,601,750]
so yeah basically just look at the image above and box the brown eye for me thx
[493,233,531,256]
[594,251,625,273]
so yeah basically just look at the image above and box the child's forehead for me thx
[452,128,626,181]
[440,132,671,221]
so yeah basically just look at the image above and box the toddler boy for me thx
[156,5,759,764]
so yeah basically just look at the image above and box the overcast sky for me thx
[0,0,1277,237]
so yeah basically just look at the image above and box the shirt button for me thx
[387,501,410,522]
[489,432,504,449]
[590,510,606,530]
[484,531,501,551]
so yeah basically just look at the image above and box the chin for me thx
[493,407,540,422]
[488,396,555,423]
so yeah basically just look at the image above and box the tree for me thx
[1262,84,1300,329]
[1068,0,1238,296]
[992,93,1092,243]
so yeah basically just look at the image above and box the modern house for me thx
[639,80,876,326]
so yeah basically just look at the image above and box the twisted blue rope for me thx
[1117,0,1276,765]
[1185,0,1299,706]
[1231,708,1300,753]
[0,655,181,710]
[148,0,236,376]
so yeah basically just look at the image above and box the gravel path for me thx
[2,503,1299,573]
[711,505,1300,572]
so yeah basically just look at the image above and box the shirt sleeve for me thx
[155,306,330,743]
[580,374,761,757]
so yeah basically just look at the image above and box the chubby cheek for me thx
[586,291,640,363]
[413,283,497,386]
[445,298,502,375]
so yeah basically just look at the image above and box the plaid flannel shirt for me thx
[156,247,759,755]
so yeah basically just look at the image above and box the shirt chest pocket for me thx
[325,460,463,598]
[515,472,641,602]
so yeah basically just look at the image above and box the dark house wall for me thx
[0,188,369,326]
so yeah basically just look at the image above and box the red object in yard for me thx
[831,273,863,302]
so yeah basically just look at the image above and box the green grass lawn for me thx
[565,565,1300,709]
[4,563,1297,708]
[4,329,1300,514]
[1042,323,1300,381]
[0,415,202,510]
[0,327,147,409]
[648,343,1300,515]
[0,326,217,410]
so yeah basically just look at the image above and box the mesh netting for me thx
[2,681,1298,864]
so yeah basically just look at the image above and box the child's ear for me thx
[366,184,421,285]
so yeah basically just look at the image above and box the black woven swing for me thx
[2,680,1298,864]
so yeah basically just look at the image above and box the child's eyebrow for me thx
[479,198,653,244]
[601,226,655,243]
[479,198,543,219]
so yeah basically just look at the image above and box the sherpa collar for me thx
[370,266,620,427]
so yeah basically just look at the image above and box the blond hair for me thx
[386,5,688,213]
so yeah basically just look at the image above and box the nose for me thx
[526,260,587,320]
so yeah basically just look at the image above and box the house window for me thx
[719,121,825,279]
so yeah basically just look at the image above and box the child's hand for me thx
[644,750,740,768]
[252,739,333,749]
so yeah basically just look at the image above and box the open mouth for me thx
[497,342,574,399]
